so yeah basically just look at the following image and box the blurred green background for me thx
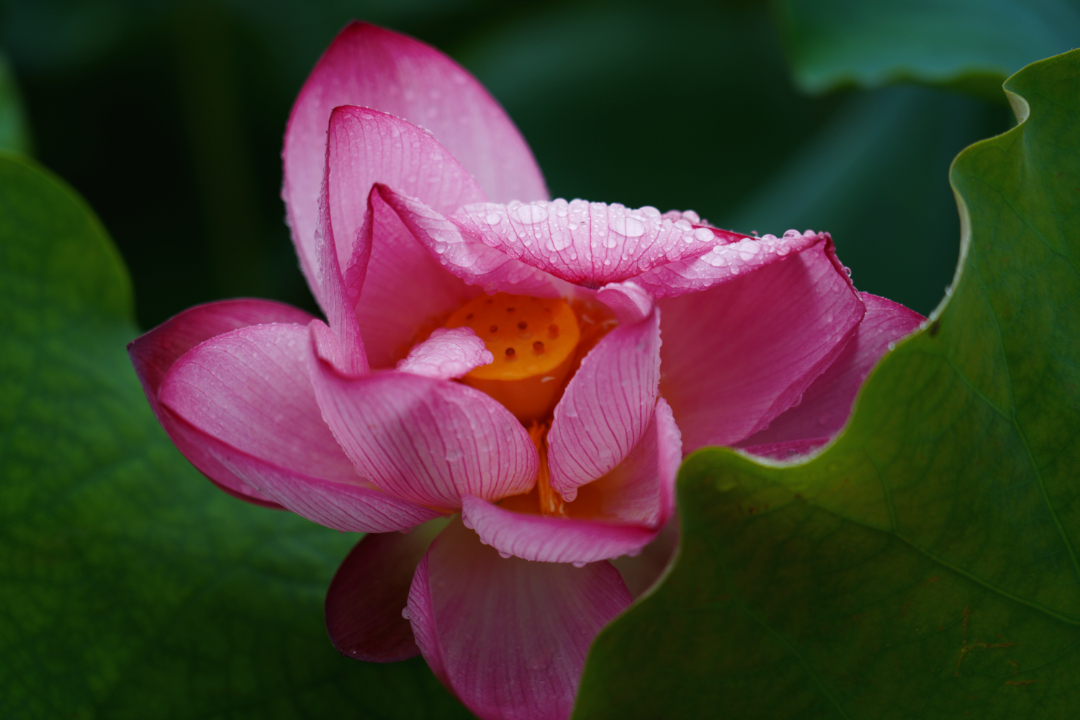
[7,0,1075,331]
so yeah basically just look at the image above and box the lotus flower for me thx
[128,21,923,720]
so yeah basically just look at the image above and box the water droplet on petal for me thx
[693,227,714,242]
[485,212,502,226]
[401,607,411,620]
[611,216,647,238]
[499,551,512,559]
[514,204,549,224]
[572,561,587,568]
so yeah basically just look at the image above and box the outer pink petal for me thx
[178,420,442,532]
[376,184,561,297]
[128,299,316,508]
[460,399,681,564]
[159,322,436,531]
[284,22,547,298]
[548,311,662,501]
[308,322,538,510]
[659,238,864,452]
[326,107,487,284]
[396,327,493,380]
[325,519,446,663]
[635,229,823,299]
[452,199,747,287]
[352,186,481,368]
[406,519,632,720]
[739,293,925,446]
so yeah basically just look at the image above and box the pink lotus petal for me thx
[595,280,654,325]
[326,519,446,662]
[459,398,681,563]
[576,397,682,529]
[352,187,482,368]
[308,323,538,510]
[659,238,864,452]
[180,419,442,532]
[315,150,368,374]
[158,322,437,531]
[160,323,358,484]
[396,327,493,380]
[284,22,547,300]
[326,107,487,281]
[376,184,561,297]
[460,496,655,564]
[548,311,662,500]
[128,299,316,508]
[635,229,823,299]
[740,293,924,446]
[740,437,829,461]
[453,199,746,287]
[406,519,632,720]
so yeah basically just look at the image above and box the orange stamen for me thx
[528,422,565,517]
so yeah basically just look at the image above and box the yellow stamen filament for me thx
[445,294,581,422]
[529,422,565,517]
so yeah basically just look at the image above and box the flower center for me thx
[444,294,581,422]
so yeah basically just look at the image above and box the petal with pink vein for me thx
[352,186,481,368]
[397,327,493,380]
[460,398,681,564]
[407,519,632,720]
[740,293,924,447]
[658,238,864,452]
[159,322,438,531]
[376,184,561,297]
[548,310,662,500]
[308,324,538,510]
[634,229,823,299]
[453,199,747,287]
[128,299,315,508]
[284,22,547,301]
[325,107,487,280]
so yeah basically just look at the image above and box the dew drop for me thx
[485,212,502,226]
[499,551,512,559]
[572,561,587,568]
[514,204,549,224]
[401,607,411,620]
[693,227,714,243]
[611,216,647,238]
